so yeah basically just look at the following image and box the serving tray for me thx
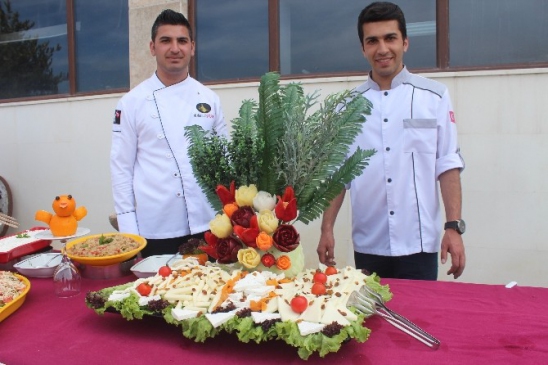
[0,227,50,264]
[0,273,31,323]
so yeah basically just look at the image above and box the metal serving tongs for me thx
[348,285,441,349]
[0,212,19,228]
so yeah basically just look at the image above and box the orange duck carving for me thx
[35,195,87,237]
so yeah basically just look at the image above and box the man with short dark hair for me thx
[317,2,466,280]
[110,9,227,257]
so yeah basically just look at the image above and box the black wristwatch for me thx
[444,219,466,235]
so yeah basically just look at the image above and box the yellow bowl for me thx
[0,273,31,323]
[65,233,147,266]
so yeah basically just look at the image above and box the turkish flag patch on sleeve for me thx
[113,110,121,125]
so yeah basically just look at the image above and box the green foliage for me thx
[255,72,285,194]
[185,72,375,222]
[185,126,234,212]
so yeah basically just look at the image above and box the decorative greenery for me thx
[185,72,375,224]
[98,234,114,245]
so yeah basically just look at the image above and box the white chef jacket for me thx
[348,67,464,256]
[110,73,227,239]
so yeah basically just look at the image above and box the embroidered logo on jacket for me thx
[194,103,214,119]
[113,110,121,124]
[196,103,211,113]
[449,111,456,123]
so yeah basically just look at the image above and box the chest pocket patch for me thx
[403,118,437,154]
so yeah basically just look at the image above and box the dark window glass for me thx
[0,0,69,99]
[279,0,435,76]
[195,0,269,82]
[74,0,129,92]
[0,0,128,101]
[449,0,548,67]
[395,0,436,69]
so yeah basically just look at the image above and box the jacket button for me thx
[166,153,173,158]
[157,134,164,139]
[176,192,182,197]
[384,91,388,96]
[173,172,179,177]
[389,211,394,215]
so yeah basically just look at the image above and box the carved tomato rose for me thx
[231,206,256,228]
[272,224,300,252]
[216,236,243,264]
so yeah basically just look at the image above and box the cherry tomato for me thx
[311,282,326,296]
[158,265,172,277]
[290,295,308,314]
[313,271,327,284]
[325,266,338,276]
[136,283,152,296]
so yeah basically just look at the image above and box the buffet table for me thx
[1,275,547,364]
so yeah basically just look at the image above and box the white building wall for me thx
[1,68,547,287]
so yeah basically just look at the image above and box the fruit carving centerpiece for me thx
[85,73,383,360]
[185,72,375,277]
[35,195,87,237]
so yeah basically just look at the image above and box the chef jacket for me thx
[348,67,464,256]
[111,73,227,239]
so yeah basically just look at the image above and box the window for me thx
[449,0,548,67]
[0,0,129,101]
[192,0,548,83]
[194,0,269,82]
[278,0,436,76]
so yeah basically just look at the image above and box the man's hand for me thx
[317,232,337,267]
[440,229,465,279]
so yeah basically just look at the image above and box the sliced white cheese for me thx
[277,297,301,322]
[233,273,266,292]
[251,312,281,323]
[228,291,244,302]
[264,296,278,313]
[171,308,200,321]
[108,291,131,302]
[205,311,236,328]
[298,321,326,336]
[208,290,222,313]
[245,285,276,297]
[320,301,350,326]
[335,302,358,322]
[298,296,323,323]
[138,294,162,306]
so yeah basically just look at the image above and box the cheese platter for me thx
[86,257,392,359]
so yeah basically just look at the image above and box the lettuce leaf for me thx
[181,316,219,342]
[365,273,393,302]
[223,316,279,343]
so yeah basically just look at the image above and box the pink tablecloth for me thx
[1,275,547,365]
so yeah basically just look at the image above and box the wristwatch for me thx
[444,219,466,235]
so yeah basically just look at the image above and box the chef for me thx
[110,9,227,257]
